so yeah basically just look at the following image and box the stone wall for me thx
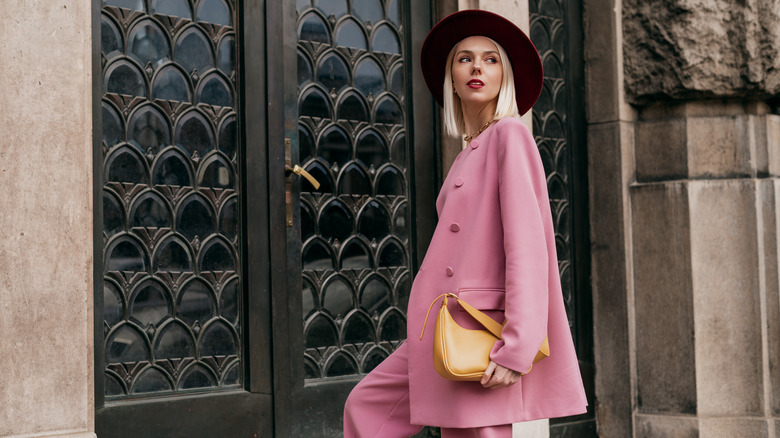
[0,1,96,437]
[623,0,780,103]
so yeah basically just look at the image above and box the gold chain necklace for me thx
[464,119,497,143]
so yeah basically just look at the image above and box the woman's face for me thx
[451,36,503,111]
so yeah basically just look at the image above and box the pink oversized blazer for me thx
[407,117,588,427]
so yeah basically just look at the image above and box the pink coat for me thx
[406,117,587,427]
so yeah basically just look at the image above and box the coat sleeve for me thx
[488,120,551,374]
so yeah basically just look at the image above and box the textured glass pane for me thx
[106,324,150,363]
[154,322,195,359]
[301,201,315,240]
[219,197,237,240]
[152,66,190,102]
[218,116,237,159]
[154,238,192,272]
[196,0,231,26]
[101,15,123,58]
[299,13,330,44]
[217,36,235,76]
[379,310,405,341]
[378,241,405,267]
[360,278,390,314]
[103,191,125,237]
[128,21,170,67]
[131,282,171,326]
[363,349,388,373]
[151,0,191,18]
[358,200,389,240]
[305,316,338,348]
[106,148,148,184]
[316,0,347,19]
[177,279,215,325]
[174,29,214,74]
[197,74,232,107]
[344,313,373,344]
[105,373,125,396]
[303,240,334,270]
[175,111,214,157]
[298,50,313,87]
[303,162,333,193]
[387,0,401,27]
[356,130,388,168]
[222,361,240,385]
[300,87,332,119]
[299,124,314,162]
[220,278,239,324]
[340,240,370,269]
[199,158,234,189]
[393,202,408,239]
[105,0,144,11]
[338,164,371,195]
[176,196,215,240]
[131,193,172,228]
[335,19,367,50]
[354,58,384,97]
[318,126,350,166]
[201,240,235,272]
[337,93,368,122]
[102,102,124,147]
[322,277,353,316]
[133,368,172,393]
[106,61,147,97]
[178,365,216,389]
[352,0,382,24]
[199,321,236,356]
[302,278,316,318]
[319,200,353,241]
[376,166,404,196]
[104,282,125,326]
[326,354,358,376]
[317,52,350,92]
[153,151,192,186]
[389,64,404,97]
[106,238,146,272]
[128,106,170,154]
[375,96,403,124]
[371,25,399,54]
[391,132,406,165]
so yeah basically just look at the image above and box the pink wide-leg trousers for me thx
[343,343,512,438]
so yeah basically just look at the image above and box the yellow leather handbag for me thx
[420,293,549,381]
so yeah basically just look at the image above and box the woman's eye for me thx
[458,57,471,62]
[486,57,498,63]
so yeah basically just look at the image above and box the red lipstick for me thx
[467,79,484,88]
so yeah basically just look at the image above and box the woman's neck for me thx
[462,102,498,138]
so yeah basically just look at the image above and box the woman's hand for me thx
[480,361,521,389]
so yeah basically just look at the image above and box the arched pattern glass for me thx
[297,0,411,380]
[99,2,241,400]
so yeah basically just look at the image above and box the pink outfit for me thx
[344,117,587,434]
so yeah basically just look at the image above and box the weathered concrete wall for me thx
[0,1,95,437]
[623,0,780,103]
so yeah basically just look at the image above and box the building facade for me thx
[1,0,778,437]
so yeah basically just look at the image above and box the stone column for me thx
[0,2,96,438]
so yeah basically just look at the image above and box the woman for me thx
[344,10,587,437]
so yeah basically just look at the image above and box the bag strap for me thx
[419,293,503,340]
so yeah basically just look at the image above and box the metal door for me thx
[94,0,274,435]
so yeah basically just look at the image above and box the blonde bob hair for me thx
[442,37,520,137]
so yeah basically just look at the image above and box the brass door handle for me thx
[285,164,320,190]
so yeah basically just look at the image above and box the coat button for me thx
[446,267,454,276]
[470,140,479,149]
[454,177,464,187]
[450,223,460,232]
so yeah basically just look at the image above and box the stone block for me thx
[631,182,697,414]
[764,115,780,177]
[635,414,698,438]
[689,180,763,416]
[771,180,780,416]
[635,119,687,181]
[686,116,754,179]
[587,121,635,438]
[698,418,771,438]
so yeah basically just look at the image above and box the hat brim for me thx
[420,9,543,115]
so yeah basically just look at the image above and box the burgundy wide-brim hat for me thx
[420,9,543,115]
